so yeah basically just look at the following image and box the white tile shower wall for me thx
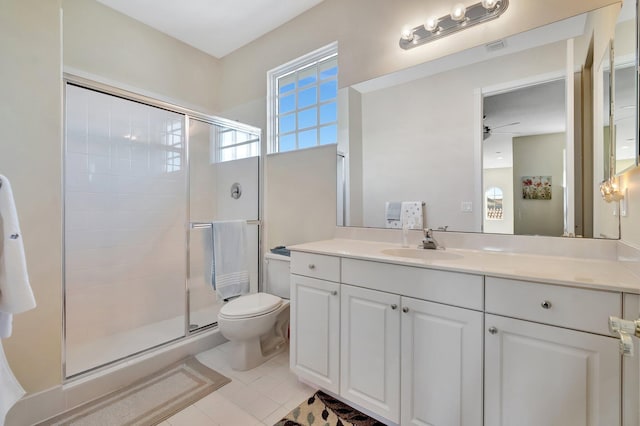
[65,86,187,353]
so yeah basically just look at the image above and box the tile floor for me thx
[160,342,316,426]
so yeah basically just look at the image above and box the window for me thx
[214,125,260,163]
[485,187,504,220]
[268,42,338,153]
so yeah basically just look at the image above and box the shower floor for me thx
[65,304,222,377]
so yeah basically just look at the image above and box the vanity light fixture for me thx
[399,0,509,50]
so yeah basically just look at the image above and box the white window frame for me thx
[267,41,338,154]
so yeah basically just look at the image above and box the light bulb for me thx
[401,26,414,41]
[450,3,466,21]
[425,16,439,32]
[481,0,498,10]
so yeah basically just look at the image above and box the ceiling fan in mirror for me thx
[482,117,521,140]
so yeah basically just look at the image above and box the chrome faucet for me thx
[420,228,440,250]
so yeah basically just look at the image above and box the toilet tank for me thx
[264,252,291,299]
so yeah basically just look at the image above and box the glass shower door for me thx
[188,119,260,331]
[64,84,187,377]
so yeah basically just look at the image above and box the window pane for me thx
[319,125,337,145]
[320,59,338,79]
[320,81,337,102]
[220,129,235,147]
[278,74,295,94]
[299,129,317,148]
[236,131,250,143]
[320,103,337,124]
[298,87,317,109]
[298,108,317,130]
[279,114,296,133]
[298,67,317,88]
[279,133,296,152]
[279,94,295,114]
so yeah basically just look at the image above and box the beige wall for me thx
[219,0,619,111]
[0,0,63,392]
[620,167,640,246]
[513,133,566,236]
[62,0,222,113]
[265,145,337,249]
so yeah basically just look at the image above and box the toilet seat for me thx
[219,292,283,319]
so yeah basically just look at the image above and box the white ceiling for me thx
[96,0,325,58]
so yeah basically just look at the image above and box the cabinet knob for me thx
[308,264,315,269]
[402,307,409,313]
[488,327,498,335]
[331,290,338,296]
[541,300,552,309]
[391,304,398,310]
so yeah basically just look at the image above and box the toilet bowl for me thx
[217,253,290,371]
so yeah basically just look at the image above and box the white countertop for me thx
[289,238,640,294]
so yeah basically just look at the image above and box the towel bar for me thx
[190,220,261,229]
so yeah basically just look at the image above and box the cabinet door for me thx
[401,297,483,426]
[485,314,621,426]
[341,284,401,423]
[290,274,340,393]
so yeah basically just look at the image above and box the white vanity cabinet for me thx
[339,284,484,426]
[485,277,623,426]
[340,284,401,423]
[400,296,483,426]
[289,253,341,394]
[291,251,484,425]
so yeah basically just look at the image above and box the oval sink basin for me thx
[381,248,463,261]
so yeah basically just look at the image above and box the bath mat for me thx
[274,390,387,426]
[38,356,230,426]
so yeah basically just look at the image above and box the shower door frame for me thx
[62,74,263,381]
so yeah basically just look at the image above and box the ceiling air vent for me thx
[486,39,506,52]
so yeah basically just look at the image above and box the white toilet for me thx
[217,252,290,371]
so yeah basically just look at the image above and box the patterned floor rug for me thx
[275,390,387,426]
[38,356,230,426]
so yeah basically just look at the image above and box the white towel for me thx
[211,220,249,300]
[0,175,36,337]
[0,339,25,426]
[401,201,425,229]
[0,175,35,426]
[385,201,403,228]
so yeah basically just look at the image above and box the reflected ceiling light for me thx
[399,0,509,50]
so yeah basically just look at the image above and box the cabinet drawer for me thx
[485,277,621,335]
[291,251,340,282]
[341,258,483,310]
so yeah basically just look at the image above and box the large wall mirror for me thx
[337,1,638,239]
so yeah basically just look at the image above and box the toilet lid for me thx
[219,293,282,319]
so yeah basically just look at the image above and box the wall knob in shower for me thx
[231,182,242,199]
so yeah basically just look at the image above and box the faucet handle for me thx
[423,228,433,238]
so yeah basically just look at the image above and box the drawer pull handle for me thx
[541,301,552,309]
[331,291,338,296]
[308,264,316,269]
[402,307,409,313]
[391,304,398,310]
[488,327,498,335]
